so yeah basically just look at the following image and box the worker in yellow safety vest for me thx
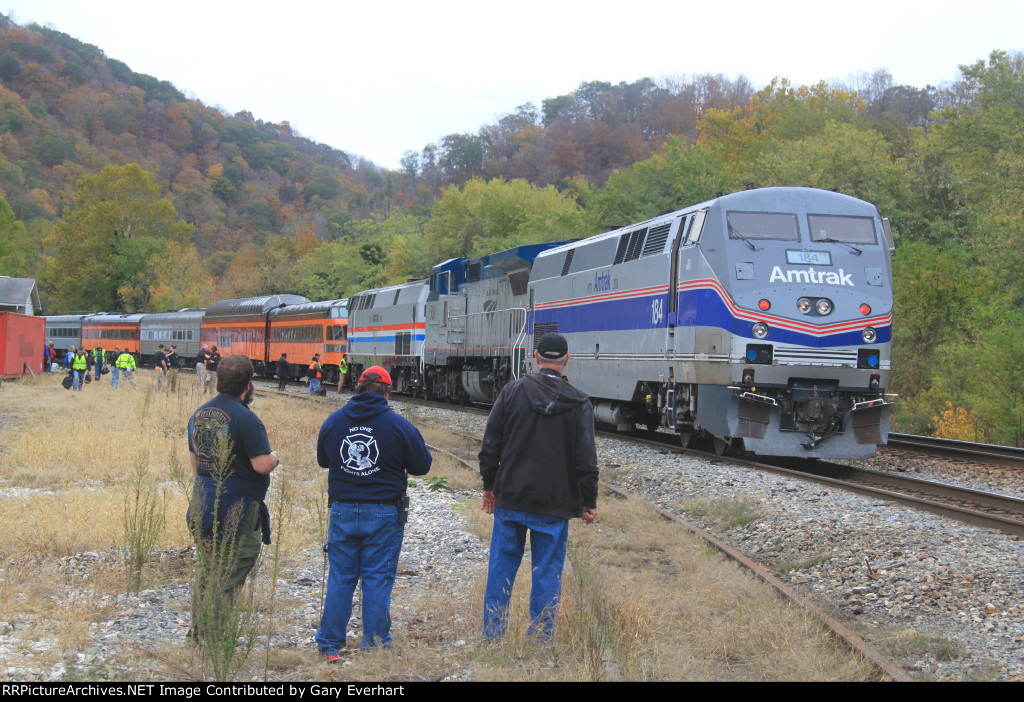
[72,349,88,391]
[115,350,137,389]
[337,354,348,393]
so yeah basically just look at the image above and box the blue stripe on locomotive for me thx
[532,288,891,348]
[346,335,421,345]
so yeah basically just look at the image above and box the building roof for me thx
[0,277,40,314]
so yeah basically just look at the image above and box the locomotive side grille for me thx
[625,228,647,261]
[641,223,671,257]
[560,250,574,276]
[508,270,529,296]
[355,294,377,310]
[613,234,630,264]
[533,321,558,349]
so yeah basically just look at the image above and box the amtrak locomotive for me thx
[527,187,893,458]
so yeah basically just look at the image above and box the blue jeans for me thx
[309,378,321,395]
[315,502,404,653]
[110,367,120,389]
[483,507,569,641]
[72,370,85,391]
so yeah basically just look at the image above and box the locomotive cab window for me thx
[808,214,877,244]
[727,211,799,241]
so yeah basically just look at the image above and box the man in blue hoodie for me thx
[315,366,432,659]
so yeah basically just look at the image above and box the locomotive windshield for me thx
[727,212,799,241]
[808,214,877,244]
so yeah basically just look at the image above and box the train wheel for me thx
[679,430,694,449]
[713,436,733,456]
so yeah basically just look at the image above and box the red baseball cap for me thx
[359,365,392,386]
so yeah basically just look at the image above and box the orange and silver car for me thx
[201,295,309,376]
[81,313,143,359]
[268,299,348,383]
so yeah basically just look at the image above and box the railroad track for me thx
[264,384,910,680]
[612,428,1024,540]
[886,432,1024,469]
[270,382,1024,539]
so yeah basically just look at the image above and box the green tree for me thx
[292,239,386,300]
[424,178,592,261]
[0,193,32,276]
[147,241,215,310]
[888,241,982,432]
[932,51,1024,304]
[698,78,865,170]
[753,122,910,221]
[591,136,738,225]
[46,163,192,312]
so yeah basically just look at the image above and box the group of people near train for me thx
[49,342,138,391]
[273,351,349,396]
[51,342,226,394]
[152,343,222,395]
[186,332,599,658]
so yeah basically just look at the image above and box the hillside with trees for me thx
[0,13,1021,444]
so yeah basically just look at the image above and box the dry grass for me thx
[569,491,872,680]
[392,430,877,681]
[0,375,882,681]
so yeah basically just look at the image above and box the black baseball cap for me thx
[536,333,568,360]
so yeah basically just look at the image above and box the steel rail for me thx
[887,433,1024,469]
[601,481,911,681]
[427,439,909,682]
[263,383,1024,539]
[618,430,1024,540]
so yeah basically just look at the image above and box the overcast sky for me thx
[4,1,1022,169]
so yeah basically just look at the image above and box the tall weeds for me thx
[122,452,167,592]
[187,432,262,681]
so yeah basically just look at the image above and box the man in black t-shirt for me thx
[167,345,181,394]
[155,344,168,392]
[204,346,221,396]
[186,354,279,642]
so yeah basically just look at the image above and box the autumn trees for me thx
[46,164,192,312]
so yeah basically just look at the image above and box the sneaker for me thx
[324,653,341,663]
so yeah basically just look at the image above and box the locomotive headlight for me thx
[862,327,877,343]
[797,298,812,314]
[815,298,833,315]
[752,322,770,339]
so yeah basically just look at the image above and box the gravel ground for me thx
[4,384,1022,681]
[0,481,486,682]
[404,399,1024,682]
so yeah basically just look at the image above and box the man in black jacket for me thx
[479,332,598,641]
[276,353,289,391]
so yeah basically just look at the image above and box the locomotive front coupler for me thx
[800,409,844,450]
